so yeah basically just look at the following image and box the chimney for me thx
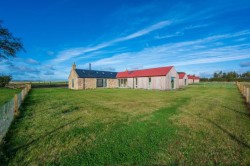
[89,63,91,70]
[72,62,76,70]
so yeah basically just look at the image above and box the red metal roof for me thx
[116,66,173,78]
[188,75,200,80]
[178,72,186,79]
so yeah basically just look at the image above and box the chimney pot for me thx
[72,62,76,70]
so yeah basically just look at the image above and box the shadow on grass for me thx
[10,117,81,153]
[0,90,82,164]
[205,118,250,150]
[221,105,250,118]
[188,112,250,150]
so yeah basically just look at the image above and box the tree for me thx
[242,72,250,78]
[0,21,24,60]
[213,72,218,78]
[0,75,12,87]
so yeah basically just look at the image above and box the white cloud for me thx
[87,30,250,71]
[154,32,183,39]
[51,20,172,63]
[26,58,40,64]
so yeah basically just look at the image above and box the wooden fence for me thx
[236,82,250,105]
[0,84,31,142]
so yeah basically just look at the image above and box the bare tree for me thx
[0,21,24,60]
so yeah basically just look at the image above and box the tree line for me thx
[201,71,250,82]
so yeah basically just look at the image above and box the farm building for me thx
[188,75,200,84]
[116,66,179,90]
[178,72,188,87]
[69,64,180,90]
[68,63,118,90]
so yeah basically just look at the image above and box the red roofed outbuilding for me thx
[117,66,179,90]
[188,75,200,84]
[178,72,188,87]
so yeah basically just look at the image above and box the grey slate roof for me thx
[75,69,117,79]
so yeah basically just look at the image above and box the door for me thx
[124,79,127,87]
[148,77,151,89]
[171,77,175,89]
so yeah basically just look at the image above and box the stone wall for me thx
[68,69,79,89]
[78,78,84,89]
[107,79,118,88]
[85,78,96,89]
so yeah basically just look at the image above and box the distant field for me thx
[1,83,250,165]
[242,82,250,88]
[0,88,21,106]
[10,81,68,88]
[31,82,68,88]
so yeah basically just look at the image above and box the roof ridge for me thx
[75,68,117,73]
[121,66,173,72]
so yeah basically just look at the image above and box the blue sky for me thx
[0,0,250,80]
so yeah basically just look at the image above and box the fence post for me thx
[24,87,27,97]
[21,89,25,101]
[243,86,245,97]
[244,86,247,97]
[14,94,18,113]
[247,88,250,103]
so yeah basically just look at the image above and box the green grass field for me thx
[0,88,21,106]
[1,83,250,165]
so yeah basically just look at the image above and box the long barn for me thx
[116,66,179,90]
[68,64,180,90]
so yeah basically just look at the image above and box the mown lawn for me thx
[1,83,250,165]
[0,88,21,106]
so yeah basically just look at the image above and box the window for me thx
[97,79,107,87]
[148,77,151,89]
[118,79,121,87]
[72,79,74,88]
[103,79,107,87]
[97,79,103,87]
[121,79,124,87]
[118,79,127,87]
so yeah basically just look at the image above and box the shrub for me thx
[0,75,12,87]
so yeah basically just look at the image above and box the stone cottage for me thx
[68,63,117,90]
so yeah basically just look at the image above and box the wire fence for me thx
[236,82,250,105]
[0,84,31,142]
